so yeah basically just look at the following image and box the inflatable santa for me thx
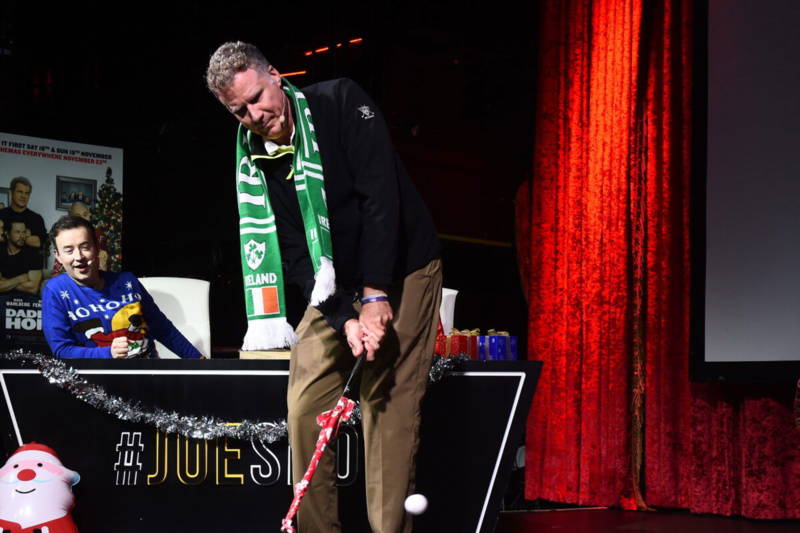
[0,443,80,533]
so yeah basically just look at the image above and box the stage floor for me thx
[495,509,799,533]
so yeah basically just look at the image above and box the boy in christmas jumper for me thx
[42,215,202,359]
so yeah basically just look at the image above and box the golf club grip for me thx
[342,355,366,397]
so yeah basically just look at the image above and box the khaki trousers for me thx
[287,259,442,533]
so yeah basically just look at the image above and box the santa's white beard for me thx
[0,477,74,528]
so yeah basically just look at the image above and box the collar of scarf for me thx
[234,78,335,350]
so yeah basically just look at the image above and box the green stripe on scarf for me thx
[235,78,335,350]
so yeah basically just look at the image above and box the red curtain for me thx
[517,0,800,519]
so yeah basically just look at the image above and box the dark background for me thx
[0,1,537,350]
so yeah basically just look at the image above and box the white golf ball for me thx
[404,493,428,515]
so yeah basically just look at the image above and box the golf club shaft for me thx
[342,354,365,397]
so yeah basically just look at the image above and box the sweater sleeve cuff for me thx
[315,290,358,335]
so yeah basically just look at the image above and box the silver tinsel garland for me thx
[428,353,468,383]
[0,350,467,441]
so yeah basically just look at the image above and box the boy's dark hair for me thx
[50,215,96,248]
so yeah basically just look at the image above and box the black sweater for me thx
[250,78,440,333]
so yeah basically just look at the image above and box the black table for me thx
[0,358,540,533]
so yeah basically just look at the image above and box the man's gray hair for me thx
[206,41,271,95]
[9,176,31,192]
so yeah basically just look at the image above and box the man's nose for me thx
[248,105,262,122]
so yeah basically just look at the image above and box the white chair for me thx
[138,277,211,359]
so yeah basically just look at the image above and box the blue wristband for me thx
[360,295,389,304]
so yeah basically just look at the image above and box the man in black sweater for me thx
[207,42,441,533]
[0,177,47,269]
[0,220,42,296]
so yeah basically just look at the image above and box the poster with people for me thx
[0,132,124,351]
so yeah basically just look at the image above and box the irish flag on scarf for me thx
[235,79,335,350]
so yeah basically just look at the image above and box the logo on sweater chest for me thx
[358,105,375,120]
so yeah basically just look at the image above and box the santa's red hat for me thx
[7,442,64,466]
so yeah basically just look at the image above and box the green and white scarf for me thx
[235,79,335,350]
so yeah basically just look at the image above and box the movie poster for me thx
[0,132,124,351]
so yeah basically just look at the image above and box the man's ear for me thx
[267,65,282,85]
